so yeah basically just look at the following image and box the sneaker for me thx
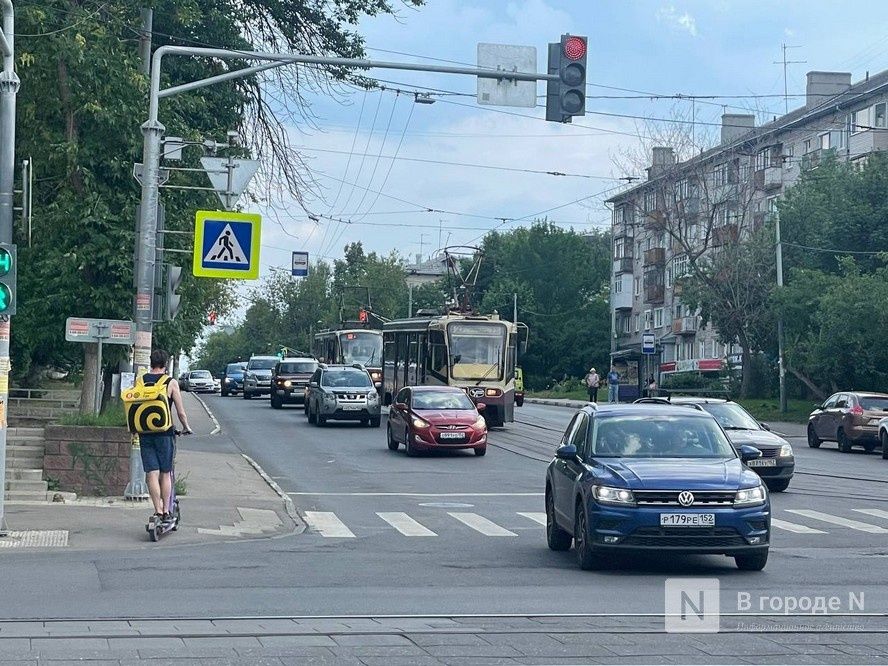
[162,512,174,524]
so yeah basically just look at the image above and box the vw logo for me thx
[677,491,695,507]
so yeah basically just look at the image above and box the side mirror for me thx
[738,445,762,462]
[555,444,579,461]
[759,422,771,432]
[309,381,319,388]
[476,402,486,412]
[394,402,408,411]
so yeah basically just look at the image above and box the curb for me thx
[191,393,222,435]
[524,398,591,409]
[240,454,305,535]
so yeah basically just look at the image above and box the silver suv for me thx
[306,364,381,427]
[243,355,278,399]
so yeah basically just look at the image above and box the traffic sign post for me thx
[192,210,261,279]
[291,251,308,277]
[199,156,260,210]
[65,318,136,414]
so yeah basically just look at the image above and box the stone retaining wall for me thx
[44,426,131,497]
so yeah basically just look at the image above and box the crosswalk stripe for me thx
[771,518,826,534]
[517,512,547,526]
[377,512,437,537]
[786,509,888,534]
[303,511,355,538]
[853,508,888,522]
[448,512,517,536]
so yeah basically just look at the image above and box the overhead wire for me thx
[347,92,401,221]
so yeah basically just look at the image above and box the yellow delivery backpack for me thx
[122,374,173,435]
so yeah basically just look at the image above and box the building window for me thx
[875,103,887,128]
[672,254,689,279]
[614,237,625,260]
[787,143,794,157]
[852,107,870,134]
[819,132,830,150]
[643,190,656,212]
[613,206,624,226]
[634,313,640,332]
[713,163,728,187]
[754,148,769,171]
[803,138,812,153]
[643,309,652,331]
[665,264,673,288]
[613,277,622,294]
[654,308,664,328]
[699,341,706,359]
[634,277,640,296]
[636,240,642,258]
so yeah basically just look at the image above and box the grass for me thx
[174,472,189,496]
[736,398,814,425]
[527,387,606,402]
[59,405,128,428]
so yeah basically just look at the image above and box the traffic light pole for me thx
[0,0,19,535]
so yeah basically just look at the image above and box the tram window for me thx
[383,335,395,365]
[427,330,447,378]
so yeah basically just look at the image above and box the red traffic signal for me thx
[563,36,587,61]
[546,34,587,123]
[358,309,368,323]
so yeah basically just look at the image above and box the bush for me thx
[660,372,731,395]
[59,405,128,428]
[549,376,586,394]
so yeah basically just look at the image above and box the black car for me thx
[221,362,246,397]
[635,397,795,492]
[270,358,318,409]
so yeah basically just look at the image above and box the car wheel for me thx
[806,424,821,448]
[474,446,487,456]
[317,413,327,426]
[766,479,790,492]
[387,425,399,451]
[837,428,852,453]
[863,442,876,453]
[243,390,252,400]
[271,396,282,409]
[574,499,605,571]
[735,549,769,571]
[221,390,229,397]
[369,417,381,428]
[405,434,418,457]
[546,489,572,552]
[882,432,888,459]
[307,402,317,424]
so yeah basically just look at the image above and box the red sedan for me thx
[387,386,488,456]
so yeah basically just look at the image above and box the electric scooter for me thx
[146,430,190,542]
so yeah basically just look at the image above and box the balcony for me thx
[672,280,684,296]
[711,223,739,247]
[644,283,664,304]
[611,290,633,311]
[753,165,783,191]
[643,247,666,266]
[672,316,697,335]
[613,225,634,240]
[801,147,836,171]
[613,256,634,274]
[644,210,667,231]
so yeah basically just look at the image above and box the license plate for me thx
[660,513,715,527]
[439,432,466,440]
[748,459,777,467]
[341,404,362,411]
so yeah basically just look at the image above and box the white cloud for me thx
[657,4,698,37]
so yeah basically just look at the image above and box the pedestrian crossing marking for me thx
[377,512,437,537]
[304,511,355,538]
[770,518,826,534]
[448,512,517,537]
[786,509,888,534]
[517,512,547,526]
[853,508,888,522]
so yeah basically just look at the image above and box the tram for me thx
[382,312,524,427]
[313,328,383,389]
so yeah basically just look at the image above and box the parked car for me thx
[880,417,888,460]
[213,376,221,393]
[807,391,888,453]
[221,362,246,397]
[387,386,488,456]
[270,357,318,409]
[183,369,215,393]
[545,403,770,571]
[243,356,278,399]
[635,397,794,492]
[305,364,381,427]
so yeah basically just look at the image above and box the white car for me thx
[184,369,215,393]
[880,417,888,460]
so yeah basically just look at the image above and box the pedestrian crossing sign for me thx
[193,210,261,279]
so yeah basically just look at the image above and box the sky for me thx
[230,0,888,322]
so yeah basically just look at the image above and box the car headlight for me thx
[779,444,793,458]
[473,415,486,430]
[591,485,635,506]
[370,371,381,381]
[734,485,767,506]
[412,417,430,429]
[283,380,292,388]
[224,378,232,383]
[367,390,379,402]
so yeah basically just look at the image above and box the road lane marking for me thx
[517,512,547,526]
[770,518,826,534]
[786,509,888,534]
[287,492,543,497]
[448,513,517,537]
[377,512,437,537]
[303,511,355,538]
[853,508,888,522]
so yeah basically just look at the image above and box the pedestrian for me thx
[139,350,192,525]
[646,375,657,398]
[607,366,620,403]
[584,367,600,402]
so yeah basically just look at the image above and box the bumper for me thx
[245,382,272,394]
[321,407,380,421]
[847,424,880,443]
[586,502,770,555]
[223,381,243,392]
[274,388,306,403]
[189,385,216,393]
[410,431,487,451]
[747,459,794,480]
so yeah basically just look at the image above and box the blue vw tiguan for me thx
[545,403,770,571]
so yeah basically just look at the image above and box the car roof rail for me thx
[351,363,365,370]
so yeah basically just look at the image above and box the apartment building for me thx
[606,69,888,400]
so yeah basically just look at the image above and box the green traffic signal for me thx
[0,247,11,277]
[0,284,11,312]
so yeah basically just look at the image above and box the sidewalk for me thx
[1,393,298,550]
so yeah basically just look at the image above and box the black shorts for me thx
[140,434,175,473]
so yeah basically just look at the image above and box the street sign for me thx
[193,210,261,279]
[132,163,170,186]
[65,318,135,345]
[642,333,656,355]
[200,157,260,210]
[476,44,537,108]
[291,251,309,277]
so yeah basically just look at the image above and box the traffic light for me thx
[0,244,17,316]
[545,34,587,123]
[165,264,183,321]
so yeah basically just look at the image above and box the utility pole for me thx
[773,44,805,114]
[775,213,787,414]
[0,0,19,536]
[138,9,153,77]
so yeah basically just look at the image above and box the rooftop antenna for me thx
[773,43,806,114]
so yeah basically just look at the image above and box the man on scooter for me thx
[140,350,192,524]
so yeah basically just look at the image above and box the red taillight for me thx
[563,36,587,61]
[850,405,864,416]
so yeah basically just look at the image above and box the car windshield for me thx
[590,415,737,458]
[447,322,506,381]
[413,391,475,411]
[339,332,382,366]
[279,361,317,374]
[697,402,761,430]
[248,359,277,370]
[859,396,888,411]
[321,369,372,388]
[190,370,211,379]
[226,363,245,373]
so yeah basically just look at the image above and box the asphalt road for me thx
[0,397,886,620]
